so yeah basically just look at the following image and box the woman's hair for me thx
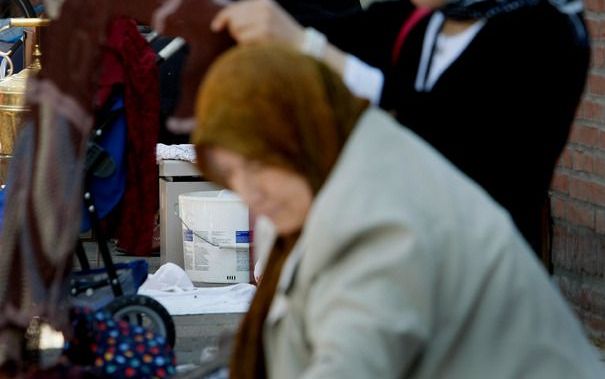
[192,44,368,194]
[192,44,368,379]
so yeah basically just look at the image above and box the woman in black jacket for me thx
[211,0,590,259]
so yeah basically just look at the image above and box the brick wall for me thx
[550,3,605,347]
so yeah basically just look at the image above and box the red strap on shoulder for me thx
[391,7,431,66]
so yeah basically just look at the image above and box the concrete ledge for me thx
[173,313,243,365]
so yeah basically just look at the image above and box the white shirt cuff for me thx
[343,54,384,105]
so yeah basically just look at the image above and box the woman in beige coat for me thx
[192,44,602,378]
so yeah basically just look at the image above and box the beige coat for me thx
[263,108,602,378]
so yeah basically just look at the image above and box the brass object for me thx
[0,67,31,155]
[5,18,50,28]
[0,18,50,34]
[0,19,47,184]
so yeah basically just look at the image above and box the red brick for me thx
[595,155,605,178]
[577,100,605,122]
[587,18,605,40]
[588,73,605,95]
[551,223,570,268]
[551,196,567,219]
[576,287,590,311]
[557,147,573,169]
[568,284,605,315]
[597,209,605,234]
[569,177,594,201]
[567,200,595,228]
[569,124,600,146]
[591,46,605,69]
[556,274,605,345]
[572,150,595,173]
[558,277,596,310]
[569,177,605,206]
[594,182,605,206]
[554,29,605,341]
[599,130,605,150]
[551,172,570,194]
[597,237,605,275]
[584,313,605,343]
[555,275,578,304]
[587,18,598,39]
[586,0,605,12]
[586,284,605,315]
[567,229,601,275]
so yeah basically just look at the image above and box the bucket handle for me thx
[172,202,248,250]
[0,51,14,79]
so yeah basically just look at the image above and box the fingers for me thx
[211,6,258,44]
[211,2,255,43]
[210,3,232,32]
[211,0,263,33]
[210,0,296,45]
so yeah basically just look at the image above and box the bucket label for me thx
[193,232,212,271]
[184,229,194,242]
[209,231,230,245]
[236,231,250,244]
[183,228,251,282]
[236,247,249,271]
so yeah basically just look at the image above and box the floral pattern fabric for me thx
[63,307,176,378]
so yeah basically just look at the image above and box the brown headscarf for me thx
[192,44,369,379]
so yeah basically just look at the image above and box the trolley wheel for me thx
[105,294,176,348]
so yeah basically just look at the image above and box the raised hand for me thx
[211,0,304,48]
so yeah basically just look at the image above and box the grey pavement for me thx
[76,241,605,373]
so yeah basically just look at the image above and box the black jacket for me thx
[312,0,590,254]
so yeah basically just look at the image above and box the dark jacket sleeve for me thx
[278,0,362,19]
[299,0,415,71]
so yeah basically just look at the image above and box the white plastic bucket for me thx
[178,190,250,283]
